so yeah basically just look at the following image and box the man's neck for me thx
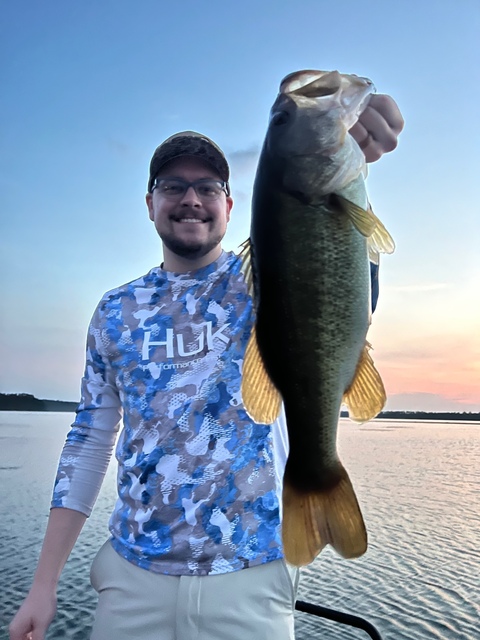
[161,245,223,273]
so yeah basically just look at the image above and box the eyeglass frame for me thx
[151,177,230,199]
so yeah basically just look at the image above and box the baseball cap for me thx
[148,131,230,194]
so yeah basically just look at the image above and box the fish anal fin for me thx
[282,468,368,566]
[241,326,282,424]
[343,343,386,423]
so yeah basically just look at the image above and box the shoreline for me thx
[1,394,479,421]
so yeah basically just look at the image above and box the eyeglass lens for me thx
[154,179,226,200]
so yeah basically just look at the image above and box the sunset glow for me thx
[1,1,479,413]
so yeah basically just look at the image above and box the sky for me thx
[1,0,479,412]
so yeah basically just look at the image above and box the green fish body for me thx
[241,70,394,566]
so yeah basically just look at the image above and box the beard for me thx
[160,231,225,260]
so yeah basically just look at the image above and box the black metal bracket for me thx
[295,600,384,639]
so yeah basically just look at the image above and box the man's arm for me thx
[9,508,87,640]
[350,93,404,163]
[9,299,122,640]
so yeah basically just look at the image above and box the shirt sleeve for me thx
[51,299,123,516]
[370,261,379,313]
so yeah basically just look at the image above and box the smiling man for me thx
[10,96,404,640]
[146,133,234,271]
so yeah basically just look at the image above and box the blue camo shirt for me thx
[52,252,284,575]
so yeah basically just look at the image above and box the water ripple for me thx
[1,416,479,640]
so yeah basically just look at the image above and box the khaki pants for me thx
[90,540,299,640]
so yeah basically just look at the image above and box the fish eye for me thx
[270,110,290,126]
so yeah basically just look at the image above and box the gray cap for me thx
[148,131,230,194]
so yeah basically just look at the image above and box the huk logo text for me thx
[142,321,230,361]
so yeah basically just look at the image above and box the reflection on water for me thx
[0,413,479,639]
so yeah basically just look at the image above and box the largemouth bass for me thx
[240,70,395,566]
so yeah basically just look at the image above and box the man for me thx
[10,94,403,640]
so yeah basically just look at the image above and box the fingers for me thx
[368,94,405,136]
[9,620,34,640]
[350,94,405,163]
[349,121,369,147]
[9,621,45,640]
[9,613,48,640]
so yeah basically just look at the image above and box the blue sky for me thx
[1,0,479,411]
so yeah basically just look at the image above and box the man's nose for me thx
[180,185,202,206]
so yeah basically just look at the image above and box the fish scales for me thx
[240,70,394,566]
[252,185,370,487]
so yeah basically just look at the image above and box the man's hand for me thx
[9,587,57,640]
[350,94,404,163]
[9,508,87,640]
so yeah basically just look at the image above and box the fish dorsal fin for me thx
[343,342,386,422]
[237,238,255,299]
[242,325,282,424]
[333,196,395,264]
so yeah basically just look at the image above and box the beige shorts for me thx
[90,540,299,640]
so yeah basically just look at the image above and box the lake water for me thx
[0,412,478,639]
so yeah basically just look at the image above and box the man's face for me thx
[146,157,233,262]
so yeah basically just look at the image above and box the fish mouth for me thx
[280,70,374,102]
[277,70,375,131]
[281,70,342,97]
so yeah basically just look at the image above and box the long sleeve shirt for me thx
[52,252,284,575]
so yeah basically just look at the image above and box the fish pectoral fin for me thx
[343,343,386,422]
[241,325,282,424]
[237,238,255,299]
[333,194,377,236]
[333,196,396,262]
[282,469,368,566]
[366,205,396,264]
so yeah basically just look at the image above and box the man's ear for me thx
[226,196,234,222]
[146,193,154,221]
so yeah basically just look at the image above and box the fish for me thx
[239,70,395,566]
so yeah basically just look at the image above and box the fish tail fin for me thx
[282,467,367,566]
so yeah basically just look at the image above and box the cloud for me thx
[386,283,450,293]
[106,137,132,156]
[385,392,480,412]
[228,146,260,178]
[230,189,250,205]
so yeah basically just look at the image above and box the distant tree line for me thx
[340,410,480,421]
[1,393,479,420]
[0,393,78,412]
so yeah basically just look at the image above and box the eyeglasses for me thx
[152,178,228,200]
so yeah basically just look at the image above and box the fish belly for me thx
[252,189,370,492]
